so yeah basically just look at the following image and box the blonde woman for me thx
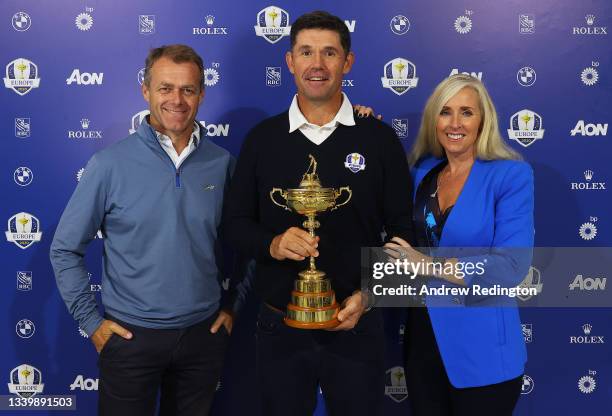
[386,74,533,415]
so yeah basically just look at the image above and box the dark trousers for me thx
[256,304,386,416]
[404,308,523,416]
[98,313,228,416]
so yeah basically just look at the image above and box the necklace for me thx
[430,167,449,198]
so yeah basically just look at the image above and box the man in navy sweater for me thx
[224,11,414,416]
[50,45,243,416]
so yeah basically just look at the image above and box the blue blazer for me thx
[412,156,534,388]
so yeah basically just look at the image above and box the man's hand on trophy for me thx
[327,291,364,331]
[270,227,320,261]
[91,319,133,353]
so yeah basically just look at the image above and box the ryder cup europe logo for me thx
[8,364,44,398]
[385,366,408,403]
[4,58,40,96]
[129,110,150,134]
[344,153,366,173]
[517,266,543,301]
[381,58,418,96]
[254,6,290,44]
[6,212,42,249]
[507,109,545,147]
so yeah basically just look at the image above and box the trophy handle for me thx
[270,188,290,211]
[331,186,352,211]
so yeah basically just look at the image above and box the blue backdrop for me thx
[1,0,611,414]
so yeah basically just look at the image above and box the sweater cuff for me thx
[81,313,104,338]
[259,231,276,260]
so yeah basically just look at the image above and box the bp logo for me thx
[381,58,418,96]
[254,6,290,44]
[8,364,44,398]
[6,212,42,249]
[507,109,545,147]
[384,366,408,403]
[4,58,40,96]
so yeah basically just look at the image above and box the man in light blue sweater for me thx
[50,44,240,416]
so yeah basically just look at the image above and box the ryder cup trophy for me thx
[270,155,352,328]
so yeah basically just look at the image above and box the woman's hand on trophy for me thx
[383,236,427,264]
[327,291,365,331]
[270,227,320,261]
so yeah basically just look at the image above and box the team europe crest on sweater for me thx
[344,153,366,173]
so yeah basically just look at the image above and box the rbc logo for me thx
[392,119,408,138]
[266,67,281,87]
[15,118,31,138]
[17,271,33,291]
[139,15,155,35]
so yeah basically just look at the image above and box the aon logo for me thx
[66,69,104,85]
[70,375,99,391]
[200,122,229,137]
[571,121,608,136]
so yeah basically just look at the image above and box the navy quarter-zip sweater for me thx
[224,112,414,310]
[50,117,234,336]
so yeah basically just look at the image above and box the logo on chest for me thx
[344,153,366,173]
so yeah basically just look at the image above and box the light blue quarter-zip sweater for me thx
[50,117,234,337]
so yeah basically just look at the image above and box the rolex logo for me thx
[205,15,215,25]
[68,119,102,139]
[585,14,595,26]
[584,170,593,181]
[583,323,592,335]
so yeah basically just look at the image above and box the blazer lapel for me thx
[439,159,483,247]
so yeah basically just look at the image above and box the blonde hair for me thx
[408,74,520,166]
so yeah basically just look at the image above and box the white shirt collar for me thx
[154,122,201,149]
[288,92,356,133]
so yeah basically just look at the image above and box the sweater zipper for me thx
[147,124,201,189]
[174,144,200,188]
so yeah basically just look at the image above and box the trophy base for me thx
[284,316,340,329]
[285,303,340,329]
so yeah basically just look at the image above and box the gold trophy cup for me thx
[270,155,352,328]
